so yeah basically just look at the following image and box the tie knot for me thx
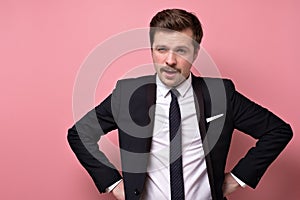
[170,89,180,99]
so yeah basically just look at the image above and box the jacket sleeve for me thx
[226,80,293,188]
[67,83,122,193]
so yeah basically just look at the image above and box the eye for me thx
[156,46,168,53]
[176,48,187,55]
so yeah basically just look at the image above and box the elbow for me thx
[286,123,293,141]
[278,123,293,147]
[67,126,78,148]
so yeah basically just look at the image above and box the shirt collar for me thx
[156,73,192,98]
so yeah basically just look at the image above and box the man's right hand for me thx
[112,180,125,200]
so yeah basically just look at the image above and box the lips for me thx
[161,67,178,74]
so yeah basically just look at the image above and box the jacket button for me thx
[134,189,140,196]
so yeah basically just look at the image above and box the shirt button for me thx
[134,189,140,196]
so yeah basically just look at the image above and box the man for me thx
[68,9,293,200]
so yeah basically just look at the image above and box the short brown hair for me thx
[149,9,203,50]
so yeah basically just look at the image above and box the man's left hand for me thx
[222,173,241,197]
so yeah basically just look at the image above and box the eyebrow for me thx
[154,45,190,49]
[175,46,189,49]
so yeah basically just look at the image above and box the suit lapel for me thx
[192,75,210,137]
[192,75,217,200]
[121,76,156,199]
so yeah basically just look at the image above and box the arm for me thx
[226,80,293,188]
[67,92,122,193]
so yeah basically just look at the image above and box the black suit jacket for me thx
[68,74,292,200]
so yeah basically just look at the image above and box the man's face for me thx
[152,28,198,87]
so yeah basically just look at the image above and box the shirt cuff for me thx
[105,179,122,193]
[231,173,247,188]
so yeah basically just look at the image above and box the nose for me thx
[165,51,177,66]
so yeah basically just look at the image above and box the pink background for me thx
[1,0,299,199]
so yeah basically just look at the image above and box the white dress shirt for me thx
[141,74,212,200]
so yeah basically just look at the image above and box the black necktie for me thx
[169,89,185,200]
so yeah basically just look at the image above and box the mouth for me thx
[161,67,179,73]
[160,67,179,79]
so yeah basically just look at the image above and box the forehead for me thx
[152,28,195,48]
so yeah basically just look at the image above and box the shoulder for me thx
[116,75,156,88]
[117,75,156,84]
[112,75,156,98]
[192,75,236,92]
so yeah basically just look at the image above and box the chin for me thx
[164,79,181,87]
